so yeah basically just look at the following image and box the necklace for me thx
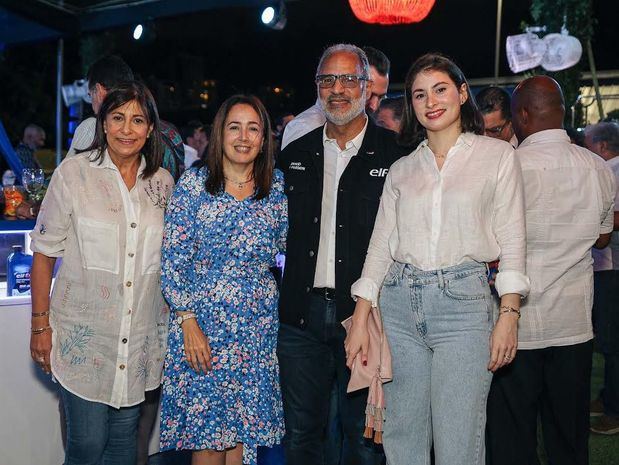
[224,176,254,189]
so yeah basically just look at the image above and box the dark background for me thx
[1,0,618,145]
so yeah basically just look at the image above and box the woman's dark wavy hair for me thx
[206,94,274,200]
[77,80,163,179]
[398,53,484,147]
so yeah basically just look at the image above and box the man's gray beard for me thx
[320,95,366,126]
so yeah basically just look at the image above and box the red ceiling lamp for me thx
[349,0,436,25]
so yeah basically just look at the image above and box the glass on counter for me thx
[22,168,45,203]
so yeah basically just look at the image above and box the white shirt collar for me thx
[518,129,570,149]
[322,115,369,151]
[417,131,475,153]
[89,149,147,176]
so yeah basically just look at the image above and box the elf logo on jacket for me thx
[289,162,306,171]
[369,168,389,177]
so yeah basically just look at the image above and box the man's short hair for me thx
[180,120,205,143]
[316,44,370,79]
[475,86,511,120]
[362,46,390,76]
[379,97,404,121]
[24,124,45,138]
[87,55,134,91]
[587,122,619,154]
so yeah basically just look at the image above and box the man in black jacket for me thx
[277,43,411,465]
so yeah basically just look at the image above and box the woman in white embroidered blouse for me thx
[344,54,530,465]
[29,81,174,465]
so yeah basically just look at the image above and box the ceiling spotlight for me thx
[261,1,287,30]
[133,24,144,40]
[131,19,156,42]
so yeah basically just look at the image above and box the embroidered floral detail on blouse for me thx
[60,324,95,358]
[145,179,172,209]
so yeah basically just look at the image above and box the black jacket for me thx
[277,119,412,327]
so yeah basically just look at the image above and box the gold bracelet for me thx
[31,311,50,318]
[499,305,521,319]
[31,326,51,335]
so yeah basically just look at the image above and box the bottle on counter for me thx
[7,245,33,297]
[3,170,23,217]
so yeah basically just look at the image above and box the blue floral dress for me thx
[159,168,287,464]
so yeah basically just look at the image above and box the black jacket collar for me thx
[292,116,381,161]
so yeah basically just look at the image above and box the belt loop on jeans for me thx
[437,269,445,289]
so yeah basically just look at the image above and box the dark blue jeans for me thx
[277,293,384,465]
[60,385,141,465]
[593,270,619,417]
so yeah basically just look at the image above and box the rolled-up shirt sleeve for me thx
[30,168,72,257]
[494,148,530,298]
[351,171,397,307]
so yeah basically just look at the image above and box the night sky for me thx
[2,0,618,141]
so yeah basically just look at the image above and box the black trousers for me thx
[486,340,593,465]
[278,293,384,465]
[593,270,619,417]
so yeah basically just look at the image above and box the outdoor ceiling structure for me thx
[0,0,295,45]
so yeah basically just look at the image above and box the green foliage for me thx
[528,0,595,127]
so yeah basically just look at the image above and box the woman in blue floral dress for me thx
[160,95,287,465]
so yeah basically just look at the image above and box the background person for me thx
[159,94,287,465]
[585,121,619,435]
[346,53,529,465]
[68,55,185,182]
[14,123,45,169]
[486,76,616,465]
[29,81,173,465]
[375,96,404,133]
[475,86,516,146]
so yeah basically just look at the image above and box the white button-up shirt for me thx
[30,151,174,408]
[516,129,615,349]
[281,102,326,150]
[313,119,368,288]
[592,156,619,271]
[352,132,530,306]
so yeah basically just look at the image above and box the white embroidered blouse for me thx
[30,151,174,408]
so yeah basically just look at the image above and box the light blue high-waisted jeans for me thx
[380,261,495,465]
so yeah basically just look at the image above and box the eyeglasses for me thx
[485,120,510,137]
[315,74,368,89]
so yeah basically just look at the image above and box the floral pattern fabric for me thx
[159,167,287,465]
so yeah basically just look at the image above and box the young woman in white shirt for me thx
[344,53,530,465]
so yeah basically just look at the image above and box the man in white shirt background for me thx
[486,76,616,465]
[180,120,208,167]
[281,46,391,149]
[585,121,619,435]
[66,55,134,157]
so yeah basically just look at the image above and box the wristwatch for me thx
[176,313,197,325]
